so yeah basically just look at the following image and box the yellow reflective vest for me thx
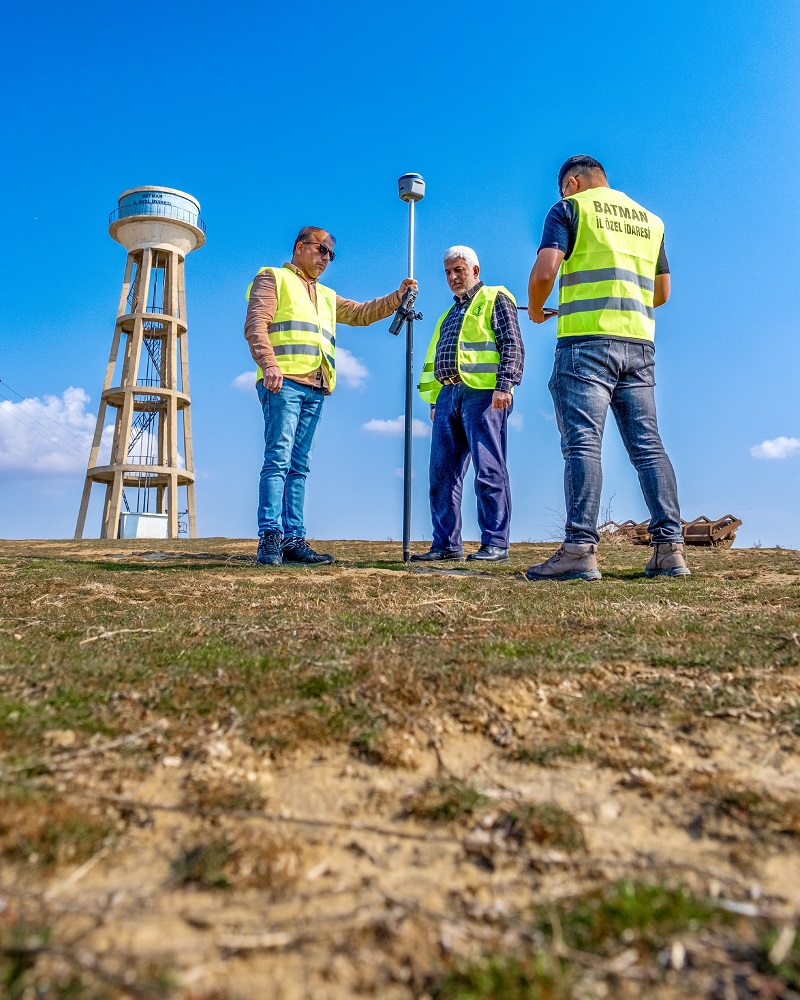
[418,285,515,404]
[246,266,338,391]
[558,188,664,342]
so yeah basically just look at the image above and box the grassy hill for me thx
[0,539,799,999]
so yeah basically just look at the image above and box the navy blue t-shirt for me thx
[538,198,669,273]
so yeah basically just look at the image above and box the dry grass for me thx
[170,824,305,893]
[0,789,112,870]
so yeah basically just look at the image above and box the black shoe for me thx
[466,545,509,562]
[282,537,334,565]
[409,548,463,562]
[256,531,283,566]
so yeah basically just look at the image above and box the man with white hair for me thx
[412,246,524,562]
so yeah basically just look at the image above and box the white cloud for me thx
[336,348,369,389]
[0,387,95,475]
[232,371,257,393]
[363,415,430,438]
[508,412,524,431]
[0,388,184,476]
[750,436,800,460]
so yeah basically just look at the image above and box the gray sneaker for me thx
[645,542,690,577]
[525,542,601,582]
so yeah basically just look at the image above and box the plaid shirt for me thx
[433,282,524,393]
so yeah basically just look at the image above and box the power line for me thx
[0,386,90,463]
[0,378,95,458]
[0,381,92,464]
[0,393,87,464]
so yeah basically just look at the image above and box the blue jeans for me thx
[257,379,325,537]
[549,339,683,546]
[430,383,512,550]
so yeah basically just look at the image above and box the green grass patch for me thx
[538,879,727,954]
[404,778,488,823]
[432,951,571,1000]
[296,667,355,699]
[429,881,737,999]
[514,741,590,767]
[171,837,231,890]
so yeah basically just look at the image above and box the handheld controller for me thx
[389,285,422,335]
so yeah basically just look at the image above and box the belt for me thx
[439,375,462,385]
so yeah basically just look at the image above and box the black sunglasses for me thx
[304,241,336,261]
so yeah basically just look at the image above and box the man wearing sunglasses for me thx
[525,155,688,582]
[245,226,416,566]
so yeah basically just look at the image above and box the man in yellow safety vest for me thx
[526,156,689,581]
[412,246,524,563]
[245,227,415,566]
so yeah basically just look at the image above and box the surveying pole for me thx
[392,172,425,562]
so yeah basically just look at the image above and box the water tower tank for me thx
[109,186,205,255]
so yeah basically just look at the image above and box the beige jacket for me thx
[244,262,402,394]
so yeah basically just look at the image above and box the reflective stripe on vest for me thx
[418,285,514,404]
[557,189,664,342]
[245,267,338,391]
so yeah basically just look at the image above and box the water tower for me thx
[75,187,205,540]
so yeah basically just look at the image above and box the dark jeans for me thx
[429,383,512,551]
[549,338,683,546]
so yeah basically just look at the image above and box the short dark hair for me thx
[293,226,336,252]
[557,155,606,192]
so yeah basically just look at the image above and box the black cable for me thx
[0,382,91,463]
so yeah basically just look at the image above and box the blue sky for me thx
[1,1,798,548]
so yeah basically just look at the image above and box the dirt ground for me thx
[1,538,799,999]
